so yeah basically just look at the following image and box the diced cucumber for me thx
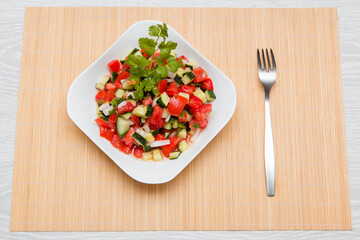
[134,50,142,57]
[151,129,160,137]
[172,121,178,129]
[145,133,155,143]
[110,98,119,107]
[120,112,132,119]
[141,118,146,124]
[164,122,172,130]
[205,90,216,102]
[184,67,192,73]
[132,106,148,118]
[178,92,190,102]
[116,117,130,137]
[96,83,105,90]
[178,140,189,152]
[181,72,196,85]
[145,105,154,117]
[99,76,111,86]
[132,132,147,146]
[162,108,170,118]
[144,145,152,152]
[119,56,126,64]
[193,89,207,103]
[115,89,125,98]
[169,151,181,160]
[123,81,134,90]
[164,132,170,138]
[152,149,163,161]
[130,48,139,55]
[170,50,176,57]
[185,61,196,70]
[177,129,187,138]
[142,152,152,161]
[156,92,170,108]
[184,110,193,122]
[128,100,137,107]
[174,68,185,85]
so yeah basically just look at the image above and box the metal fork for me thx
[257,48,277,197]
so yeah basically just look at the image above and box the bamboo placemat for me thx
[10,7,351,231]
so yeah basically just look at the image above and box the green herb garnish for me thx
[125,23,180,100]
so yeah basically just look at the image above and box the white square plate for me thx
[67,20,236,184]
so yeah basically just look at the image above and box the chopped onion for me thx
[143,123,151,132]
[128,120,134,125]
[103,105,114,116]
[169,131,177,138]
[117,101,127,109]
[162,108,169,118]
[149,140,170,148]
[99,102,109,111]
[152,97,159,107]
[127,92,134,99]
[165,114,171,122]
[190,128,201,143]
[136,129,146,137]
[168,71,176,79]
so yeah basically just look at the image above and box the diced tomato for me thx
[123,130,135,147]
[158,80,168,94]
[105,88,117,102]
[179,85,195,95]
[114,82,123,89]
[123,63,130,70]
[99,125,107,137]
[141,49,149,58]
[161,136,184,158]
[142,96,153,106]
[192,67,208,83]
[133,146,144,158]
[189,119,199,131]
[201,78,214,90]
[193,104,212,121]
[126,80,136,85]
[198,118,208,128]
[108,60,120,73]
[105,83,116,90]
[178,111,188,123]
[166,82,179,96]
[95,91,107,103]
[95,118,110,128]
[147,105,166,130]
[115,70,131,81]
[180,55,188,62]
[104,129,116,141]
[155,133,166,141]
[121,144,133,154]
[167,94,188,117]
[130,114,141,128]
[188,95,203,110]
[117,102,135,114]
[108,114,118,129]
[111,134,123,149]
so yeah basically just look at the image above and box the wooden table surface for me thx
[1,0,359,239]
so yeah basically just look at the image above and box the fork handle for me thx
[264,91,275,197]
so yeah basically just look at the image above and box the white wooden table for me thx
[1,0,359,239]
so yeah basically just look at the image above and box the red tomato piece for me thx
[104,129,116,141]
[155,133,166,141]
[105,83,116,90]
[99,125,107,137]
[179,55,188,62]
[161,136,184,158]
[178,111,188,123]
[95,118,110,128]
[189,119,199,131]
[105,88,116,102]
[117,102,135,114]
[142,96,153,106]
[193,104,212,121]
[201,78,214,90]
[133,146,144,158]
[115,70,131,81]
[114,82,123,89]
[123,130,135,147]
[192,67,208,83]
[141,49,149,58]
[108,114,118,129]
[120,144,133,154]
[167,94,188,117]
[198,118,208,128]
[147,105,166,130]
[157,80,168,94]
[108,60,120,73]
[188,95,203,110]
[95,91,107,102]
[179,85,195,95]
[130,114,141,128]
[166,82,179,96]
[111,134,123,149]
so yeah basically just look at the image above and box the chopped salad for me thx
[94,23,216,161]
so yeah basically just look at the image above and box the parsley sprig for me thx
[124,23,181,100]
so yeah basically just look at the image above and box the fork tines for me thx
[257,48,276,72]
